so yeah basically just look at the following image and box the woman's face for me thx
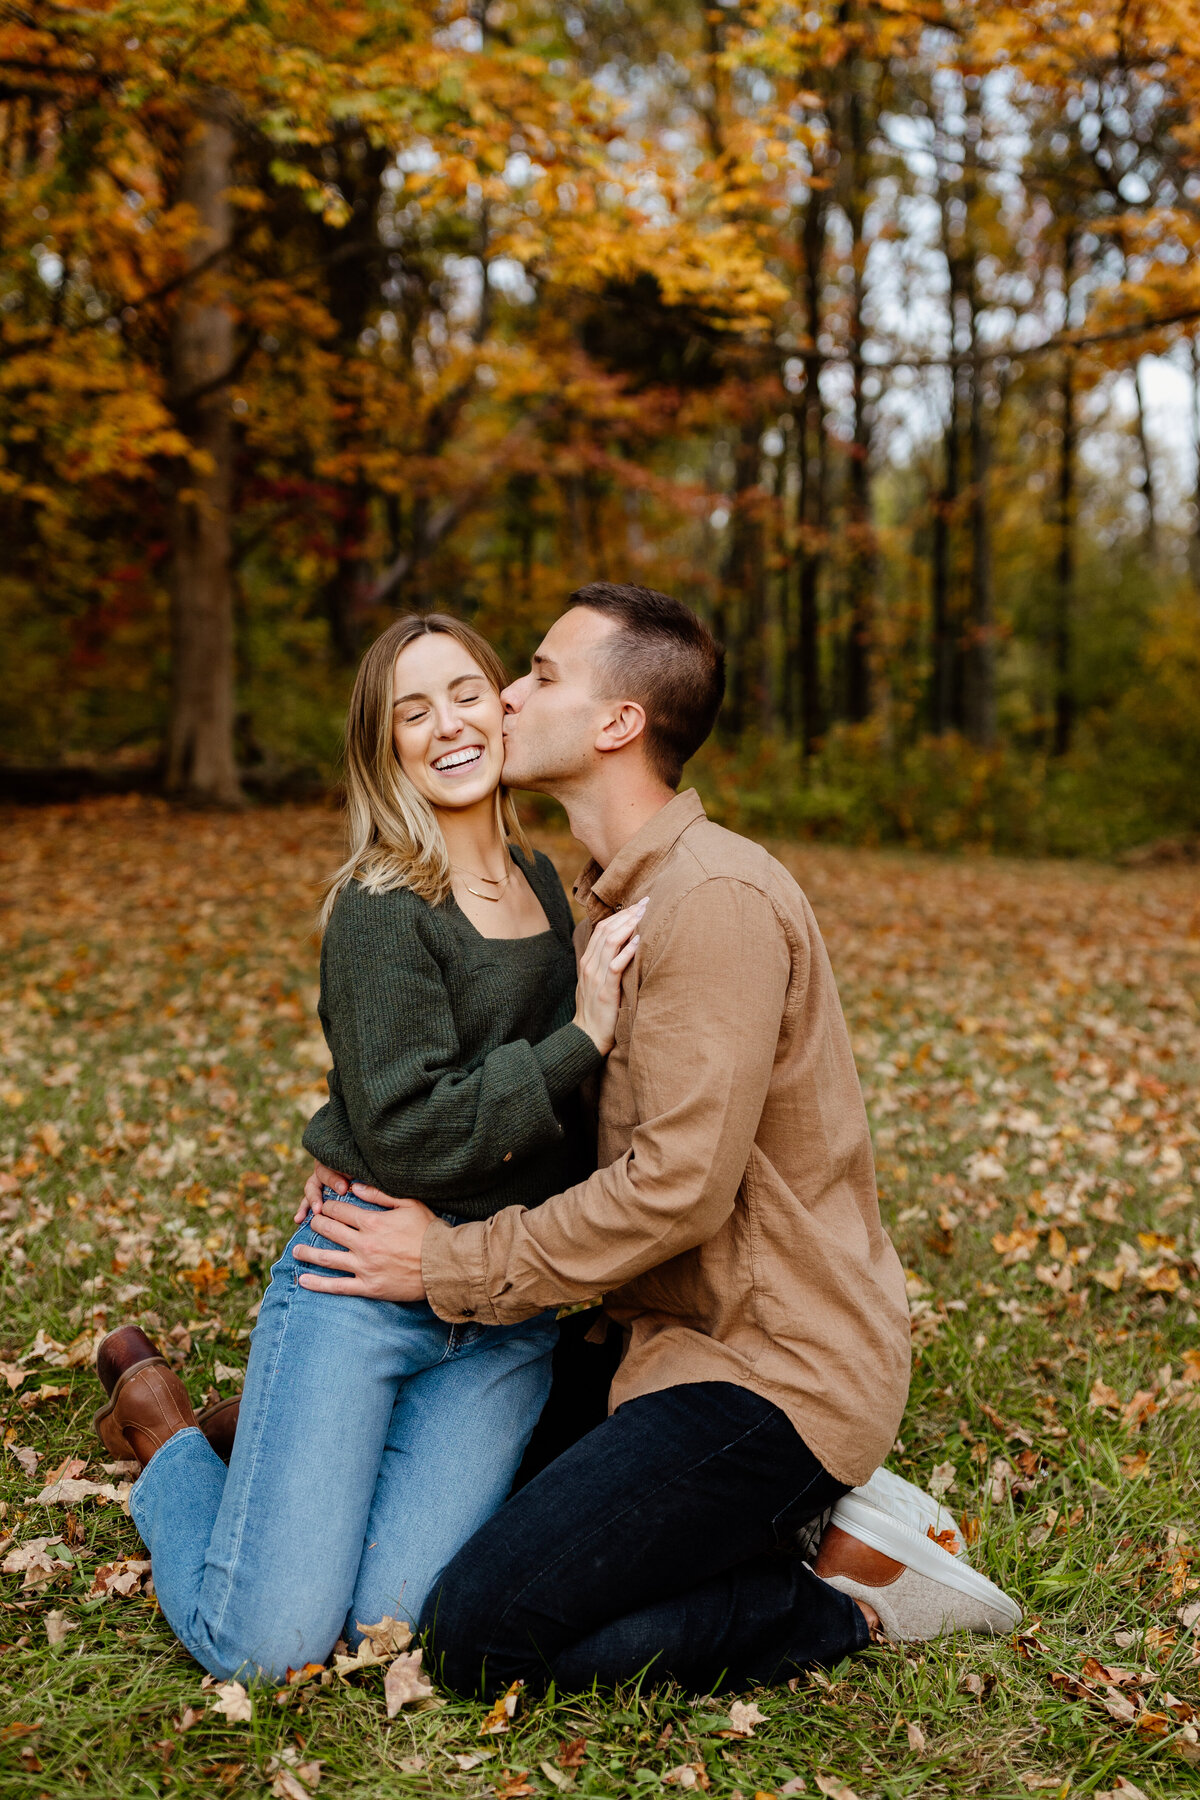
[391,633,505,813]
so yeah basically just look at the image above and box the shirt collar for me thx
[574,788,707,918]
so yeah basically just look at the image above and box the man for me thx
[296,583,1021,1691]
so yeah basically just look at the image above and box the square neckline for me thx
[445,845,562,946]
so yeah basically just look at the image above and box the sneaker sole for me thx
[831,1494,1023,1627]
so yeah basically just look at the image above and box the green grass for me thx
[1,801,1197,1799]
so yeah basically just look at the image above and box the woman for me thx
[90,614,642,1682]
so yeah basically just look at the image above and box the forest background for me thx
[4,0,1200,855]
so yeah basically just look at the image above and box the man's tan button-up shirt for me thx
[422,789,911,1487]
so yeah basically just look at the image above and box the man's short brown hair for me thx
[567,582,725,788]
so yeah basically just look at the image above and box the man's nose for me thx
[502,674,530,714]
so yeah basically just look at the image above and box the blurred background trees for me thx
[2,0,1199,850]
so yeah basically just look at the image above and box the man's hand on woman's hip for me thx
[293,1162,434,1301]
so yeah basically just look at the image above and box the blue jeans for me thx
[130,1194,557,1682]
[421,1380,866,1695]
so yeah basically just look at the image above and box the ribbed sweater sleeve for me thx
[304,882,599,1200]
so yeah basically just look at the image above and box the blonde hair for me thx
[320,613,529,930]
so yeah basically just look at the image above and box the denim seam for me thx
[767,1465,834,1544]
[478,1404,800,1655]
[207,1270,303,1650]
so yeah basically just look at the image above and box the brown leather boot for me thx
[195,1395,240,1465]
[94,1325,195,1469]
[94,1326,170,1460]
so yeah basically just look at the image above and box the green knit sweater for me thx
[302,846,601,1221]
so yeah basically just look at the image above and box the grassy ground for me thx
[0,798,1197,1800]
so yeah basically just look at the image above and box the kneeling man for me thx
[298,583,1020,1692]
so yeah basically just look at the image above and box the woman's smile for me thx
[431,744,485,775]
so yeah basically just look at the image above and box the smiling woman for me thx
[320,613,529,920]
[89,609,642,1687]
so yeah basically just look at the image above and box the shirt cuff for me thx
[422,1215,497,1325]
[532,1021,603,1102]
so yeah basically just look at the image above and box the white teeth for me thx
[432,746,483,772]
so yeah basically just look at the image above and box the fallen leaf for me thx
[1101,1688,1139,1725]
[1119,1449,1150,1480]
[42,1456,87,1485]
[1121,1390,1157,1431]
[664,1764,710,1790]
[558,1737,588,1769]
[2,1536,65,1589]
[728,1700,767,1737]
[271,1774,313,1800]
[88,1558,151,1598]
[928,1461,957,1498]
[398,1756,424,1774]
[906,1722,926,1752]
[356,1615,412,1657]
[1095,1782,1148,1800]
[480,1679,523,1735]
[539,1758,572,1790]
[493,1774,535,1800]
[213,1362,244,1386]
[1088,1379,1121,1411]
[0,1363,27,1391]
[1179,1602,1200,1634]
[815,1779,860,1800]
[452,1751,494,1770]
[0,1723,42,1744]
[210,1679,252,1723]
[383,1649,433,1716]
[780,1782,807,1796]
[927,1524,960,1553]
[8,1444,40,1478]
[35,1476,129,1506]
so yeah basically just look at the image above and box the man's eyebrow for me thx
[392,673,485,707]
[532,653,558,673]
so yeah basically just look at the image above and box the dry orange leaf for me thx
[480,1680,523,1736]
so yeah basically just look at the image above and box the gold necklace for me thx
[451,861,511,903]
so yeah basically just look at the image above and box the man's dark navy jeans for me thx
[419,1379,869,1695]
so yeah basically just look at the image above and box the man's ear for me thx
[594,700,648,755]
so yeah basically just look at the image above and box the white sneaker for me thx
[841,1465,966,1558]
[818,1506,1022,1642]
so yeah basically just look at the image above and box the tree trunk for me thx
[962,87,995,749]
[843,62,874,725]
[317,134,388,664]
[1054,348,1076,756]
[1190,335,1200,587]
[963,345,995,747]
[932,113,965,735]
[930,385,961,733]
[721,415,762,737]
[1133,356,1157,558]
[796,178,828,756]
[166,100,240,803]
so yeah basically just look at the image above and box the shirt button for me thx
[503,1151,512,1162]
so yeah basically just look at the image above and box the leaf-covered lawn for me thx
[1,799,1197,1800]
